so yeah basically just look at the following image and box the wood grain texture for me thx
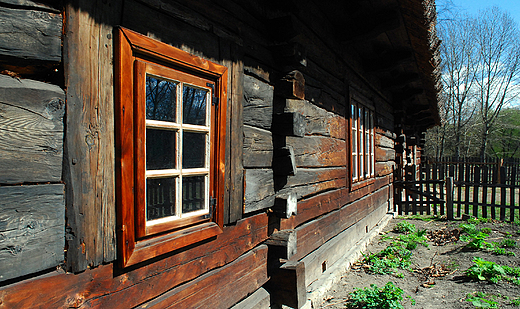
[0,6,61,62]
[284,99,345,139]
[63,0,119,272]
[137,245,269,309]
[0,184,64,282]
[230,287,270,309]
[289,186,390,261]
[0,75,65,184]
[244,169,275,213]
[287,135,346,168]
[243,74,273,130]
[0,213,269,308]
[376,161,395,177]
[280,175,391,230]
[375,131,395,148]
[243,125,273,168]
[376,147,396,162]
[277,167,347,200]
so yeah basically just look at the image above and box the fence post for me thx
[446,177,454,220]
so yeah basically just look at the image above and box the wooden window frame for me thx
[349,99,375,190]
[115,27,227,267]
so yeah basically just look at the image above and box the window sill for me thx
[124,222,223,267]
[350,178,375,191]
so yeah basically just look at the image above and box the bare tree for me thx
[473,8,520,160]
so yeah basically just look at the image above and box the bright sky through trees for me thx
[437,0,520,25]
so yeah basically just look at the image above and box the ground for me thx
[317,216,520,308]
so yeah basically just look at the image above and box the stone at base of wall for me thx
[306,212,395,308]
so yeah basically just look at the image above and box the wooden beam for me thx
[276,70,305,100]
[230,288,270,309]
[364,49,414,73]
[243,74,274,130]
[0,184,64,282]
[0,75,65,184]
[338,8,401,42]
[273,146,297,176]
[243,125,273,168]
[0,6,61,62]
[266,260,307,309]
[272,112,306,137]
[244,169,275,213]
[265,229,297,259]
[273,194,298,218]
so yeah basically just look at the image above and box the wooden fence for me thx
[394,157,520,221]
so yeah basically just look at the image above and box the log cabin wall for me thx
[0,0,439,308]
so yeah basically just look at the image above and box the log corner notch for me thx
[276,70,305,100]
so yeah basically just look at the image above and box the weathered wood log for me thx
[265,229,297,259]
[376,147,396,162]
[244,169,275,213]
[63,0,120,272]
[375,161,395,177]
[290,186,389,262]
[0,213,269,308]
[0,6,62,62]
[266,260,306,309]
[230,287,270,309]
[243,74,274,130]
[0,75,65,184]
[287,135,346,168]
[375,130,395,148]
[243,125,273,168]
[271,42,307,68]
[273,146,297,176]
[277,167,347,200]
[272,112,306,137]
[273,194,297,218]
[280,175,392,230]
[0,0,60,11]
[0,184,64,282]
[276,70,305,100]
[137,246,269,309]
[284,99,345,139]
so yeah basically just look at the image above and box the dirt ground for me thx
[317,217,520,308]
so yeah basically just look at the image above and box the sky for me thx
[436,0,520,25]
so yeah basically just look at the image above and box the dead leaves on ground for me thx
[427,228,461,245]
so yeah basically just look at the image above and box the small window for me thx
[115,27,227,267]
[350,100,375,185]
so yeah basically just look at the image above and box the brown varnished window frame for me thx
[115,27,227,267]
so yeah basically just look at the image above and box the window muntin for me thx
[116,27,227,267]
[351,101,375,183]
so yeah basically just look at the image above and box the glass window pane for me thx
[146,177,176,221]
[146,128,176,170]
[146,75,177,122]
[183,85,207,125]
[182,132,206,168]
[182,176,205,213]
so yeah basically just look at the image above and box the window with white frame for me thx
[351,101,375,183]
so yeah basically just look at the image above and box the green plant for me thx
[346,282,413,309]
[510,297,520,306]
[464,292,498,308]
[393,221,416,234]
[499,238,517,248]
[466,258,506,283]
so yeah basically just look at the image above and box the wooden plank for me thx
[0,184,64,282]
[243,124,273,168]
[375,147,396,162]
[267,260,306,309]
[465,162,471,215]
[228,43,244,223]
[63,0,120,272]
[0,0,60,11]
[265,229,297,259]
[482,166,489,218]
[244,169,275,213]
[511,167,517,222]
[243,74,274,130]
[0,75,65,184]
[287,135,346,167]
[473,166,480,217]
[136,246,269,309]
[276,70,305,100]
[0,213,269,308]
[375,161,395,177]
[230,288,270,309]
[500,166,507,221]
[0,6,61,62]
[277,167,347,200]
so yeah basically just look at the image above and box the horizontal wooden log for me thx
[290,186,390,261]
[376,161,395,177]
[230,287,270,309]
[243,125,273,168]
[265,229,297,259]
[375,130,395,148]
[0,7,62,62]
[0,213,269,308]
[376,147,395,162]
[243,74,274,130]
[0,75,65,184]
[244,169,275,213]
[0,0,61,11]
[287,135,346,168]
[276,70,305,100]
[301,203,388,287]
[0,184,64,282]
[137,245,269,309]
[278,167,347,200]
[284,99,345,139]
